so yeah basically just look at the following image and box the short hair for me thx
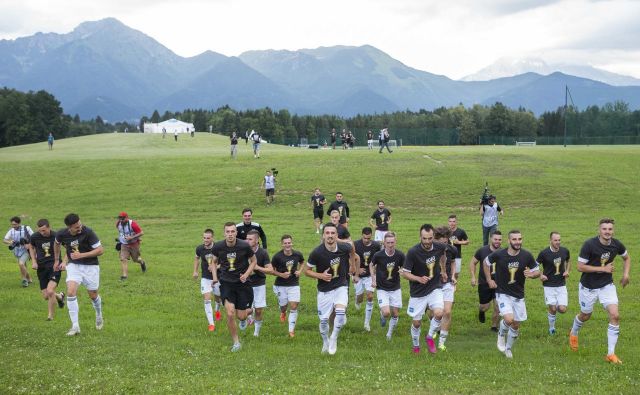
[448,214,457,220]
[361,227,373,235]
[323,223,337,232]
[281,234,292,241]
[330,210,340,216]
[64,213,80,226]
[335,192,343,196]
[599,218,615,225]
[377,200,384,205]
[384,231,396,240]
[508,229,521,238]
[434,226,451,239]
[247,229,260,237]
[242,208,252,215]
[490,230,502,237]
[420,224,434,234]
[549,231,560,239]
[10,216,21,224]
[37,219,50,228]
[223,222,236,230]
[204,228,214,235]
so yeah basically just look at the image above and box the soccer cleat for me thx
[364,323,371,332]
[215,311,221,321]
[605,354,622,365]
[497,333,506,352]
[208,324,215,332]
[120,276,127,281]
[438,343,447,352]
[239,320,247,331]
[280,312,286,323]
[569,331,579,352]
[21,279,29,288]
[321,341,329,354]
[96,316,104,330]
[412,346,420,354]
[380,316,387,327]
[46,317,53,321]
[289,331,295,338]
[328,337,338,355]
[57,292,66,309]
[490,326,498,332]
[549,328,556,335]
[504,349,513,359]
[386,334,392,342]
[230,343,242,352]
[426,336,437,354]
[479,310,486,323]
[66,326,81,336]
[140,260,147,273]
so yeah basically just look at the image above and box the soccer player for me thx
[236,208,268,249]
[485,230,540,359]
[353,227,381,330]
[54,213,104,336]
[369,201,392,242]
[326,192,350,227]
[537,231,570,335]
[469,230,503,331]
[246,230,272,337]
[115,212,146,280]
[304,223,358,355]
[448,214,469,278]
[27,219,65,320]
[366,130,374,150]
[3,216,34,287]
[210,222,257,352]
[401,224,448,354]
[328,210,351,242]
[261,170,276,205]
[193,229,221,332]
[311,188,327,234]
[433,226,458,351]
[270,234,305,337]
[370,232,405,340]
[569,218,631,365]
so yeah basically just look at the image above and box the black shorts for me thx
[37,266,61,290]
[265,188,275,196]
[220,282,254,310]
[313,208,324,220]
[478,283,496,305]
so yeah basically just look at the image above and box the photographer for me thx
[261,169,277,205]
[3,216,34,287]
[480,195,504,245]
[115,212,147,280]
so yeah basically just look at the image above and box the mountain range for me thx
[1,18,639,121]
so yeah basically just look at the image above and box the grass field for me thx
[1,133,638,394]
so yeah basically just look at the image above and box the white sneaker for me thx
[96,316,104,330]
[328,336,338,355]
[66,325,81,336]
[504,349,513,359]
[364,323,371,332]
[231,343,242,352]
[497,333,506,352]
[386,334,392,341]
[239,320,247,331]
[321,341,329,354]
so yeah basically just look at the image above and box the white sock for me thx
[319,319,330,343]
[204,300,214,325]
[364,301,374,326]
[67,296,79,327]
[91,296,102,318]
[439,330,449,346]
[288,309,298,332]
[499,319,509,337]
[214,301,220,312]
[411,324,421,347]
[607,324,620,355]
[254,320,263,336]
[506,326,519,350]
[571,315,584,336]
[387,316,399,337]
[428,317,441,337]
[548,312,556,330]
[331,308,346,339]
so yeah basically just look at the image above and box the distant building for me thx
[143,118,195,134]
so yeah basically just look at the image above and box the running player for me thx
[433,226,458,351]
[311,188,327,234]
[536,231,570,335]
[448,214,469,278]
[236,208,268,249]
[353,227,381,329]
[469,230,503,331]
[328,210,350,242]
[326,192,350,227]
[569,218,631,364]
[485,230,540,359]
[270,234,305,337]
[193,229,221,331]
[369,201,392,242]
[246,230,272,337]
[401,224,448,354]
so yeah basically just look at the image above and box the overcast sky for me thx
[1,0,639,79]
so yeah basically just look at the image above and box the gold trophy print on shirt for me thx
[364,252,371,265]
[553,257,562,275]
[42,242,51,257]
[338,206,343,216]
[508,262,519,284]
[286,259,295,273]
[70,240,80,254]
[425,256,436,277]
[386,262,395,280]
[330,257,341,278]
[380,214,385,224]
[600,252,611,267]
[227,252,237,271]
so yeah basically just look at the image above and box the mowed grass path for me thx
[1,134,638,394]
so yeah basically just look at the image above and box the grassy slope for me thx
[0,134,638,394]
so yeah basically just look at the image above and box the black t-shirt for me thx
[230,136,238,145]
[311,195,325,210]
[371,249,405,291]
[578,237,627,289]
[536,246,570,287]
[29,231,57,268]
[486,248,538,299]
[211,239,255,285]
[271,250,305,287]
[449,227,468,257]
[56,226,101,265]
[195,243,215,280]
[367,131,373,140]
[473,245,497,284]
[371,209,391,231]
[403,242,447,297]
[443,244,459,284]
[327,201,349,224]
[325,223,350,240]
[354,239,381,277]
[236,222,268,249]
[308,242,352,292]
[249,247,270,287]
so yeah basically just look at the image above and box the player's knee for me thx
[510,321,520,330]
[412,320,421,328]
[608,311,620,324]
[557,305,567,314]
[578,312,591,322]
[548,305,557,314]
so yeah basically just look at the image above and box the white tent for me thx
[144,119,195,134]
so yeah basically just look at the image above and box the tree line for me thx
[2,87,639,148]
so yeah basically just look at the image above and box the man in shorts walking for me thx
[371,232,405,340]
[193,229,221,332]
[3,216,34,287]
[115,212,146,280]
[246,230,272,337]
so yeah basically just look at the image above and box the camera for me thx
[480,182,491,205]
[271,167,279,176]
[8,238,27,250]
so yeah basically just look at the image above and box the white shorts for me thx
[543,285,568,307]
[317,286,348,320]
[273,285,301,306]
[252,284,267,308]
[377,289,402,308]
[17,250,30,264]
[578,283,618,314]
[200,278,221,296]
[455,258,462,274]
[354,276,374,295]
[374,230,388,242]
[442,282,456,303]
[496,293,527,322]
[66,263,100,291]
[407,288,444,320]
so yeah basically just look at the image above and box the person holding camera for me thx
[261,169,276,205]
[481,195,504,246]
[3,216,34,287]
[115,212,147,280]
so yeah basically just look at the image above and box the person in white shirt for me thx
[261,170,276,205]
[3,216,34,287]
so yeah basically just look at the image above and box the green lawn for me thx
[1,133,638,394]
